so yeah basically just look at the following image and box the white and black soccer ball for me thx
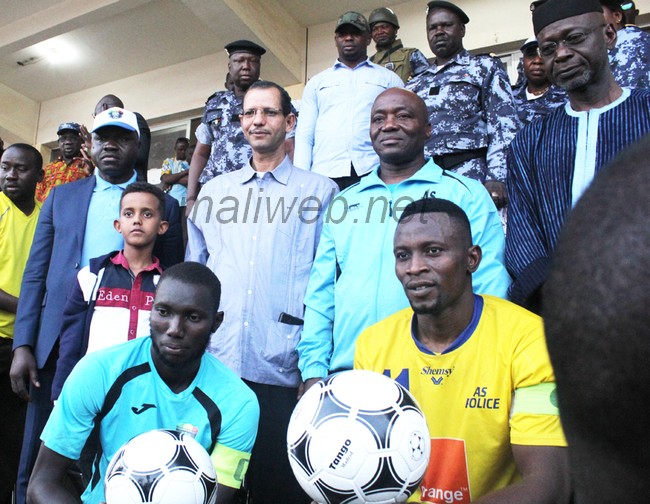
[287,370,430,503]
[104,429,218,504]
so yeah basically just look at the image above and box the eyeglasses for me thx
[241,108,283,119]
[539,25,604,57]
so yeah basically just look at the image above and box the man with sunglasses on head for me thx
[512,37,567,126]
[506,0,650,313]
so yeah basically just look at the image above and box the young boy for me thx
[52,181,169,400]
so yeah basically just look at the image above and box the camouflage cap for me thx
[57,122,81,135]
[335,11,370,33]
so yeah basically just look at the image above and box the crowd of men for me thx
[1,0,649,503]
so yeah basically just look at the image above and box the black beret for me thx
[224,40,266,57]
[533,0,603,35]
[426,1,470,24]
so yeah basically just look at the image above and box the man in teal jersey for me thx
[27,262,259,504]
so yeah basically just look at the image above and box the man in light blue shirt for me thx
[187,81,337,504]
[10,108,183,503]
[297,88,510,392]
[294,11,403,189]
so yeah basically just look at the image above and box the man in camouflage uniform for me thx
[369,7,430,83]
[512,37,567,126]
[599,0,650,89]
[186,40,265,213]
[406,0,520,209]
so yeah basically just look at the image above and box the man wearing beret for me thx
[406,1,520,210]
[506,0,650,312]
[36,122,92,202]
[294,11,403,190]
[186,40,269,214]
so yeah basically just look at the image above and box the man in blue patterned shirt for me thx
[506,0,650,312]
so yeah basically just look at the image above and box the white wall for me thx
[11,0,650,147]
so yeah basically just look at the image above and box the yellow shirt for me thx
[0,192,41,339]
[354,295,565,503]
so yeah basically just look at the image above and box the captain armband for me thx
[511,382,560,417]
[210,444,251,488]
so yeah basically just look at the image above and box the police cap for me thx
[224,40,266,57]
[57,122,81,135]
[426,1,470,24]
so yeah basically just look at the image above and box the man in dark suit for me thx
[9,107,183,503]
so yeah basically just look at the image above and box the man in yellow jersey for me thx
[0,144,43,502]
[354,197,570,503]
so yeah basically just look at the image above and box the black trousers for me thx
[0,338,26,504]
[242,380,310,504]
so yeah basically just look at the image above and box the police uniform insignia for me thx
[385,62,395,71]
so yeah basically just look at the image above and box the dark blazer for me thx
[12,174,183,368]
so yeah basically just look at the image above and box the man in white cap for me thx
[9,107,183,503]
[512,37,567,126]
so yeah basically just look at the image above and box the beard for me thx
[554,68,593,92]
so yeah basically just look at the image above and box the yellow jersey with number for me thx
[354,295,565,503]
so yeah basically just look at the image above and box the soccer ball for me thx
[287,370,430,503]
[104,429,218,504]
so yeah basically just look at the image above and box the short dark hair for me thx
[120,181,166,215]
[3,143,43,170]
[159,262,222,311]
[544,134,650,501]
[246,80,293,116]
[599,0,624,13]
[398,197,472,244]
[175,137,190,146]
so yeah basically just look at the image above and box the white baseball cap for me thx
[92,107,140,138]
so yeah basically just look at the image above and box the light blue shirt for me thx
[162,157,189,206]
[297,158,511,380]
[80,170,137,267]
[186,156,338,387]
[294,58,403,178]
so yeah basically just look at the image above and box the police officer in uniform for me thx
[186,40,265,214]
[369,7,430,83]
[599,0,650,89]
[406,1,520,209]
[512,37,567,126]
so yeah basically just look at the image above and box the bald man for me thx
[298,87,510,393]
